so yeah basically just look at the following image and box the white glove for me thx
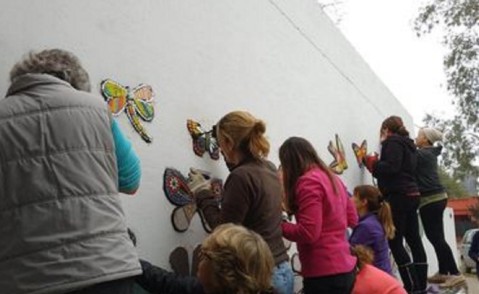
[187,168,211,194]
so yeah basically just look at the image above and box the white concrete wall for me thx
[0,0,453,275]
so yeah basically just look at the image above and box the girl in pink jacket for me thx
[279,137,358,294]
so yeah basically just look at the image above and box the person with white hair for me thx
[415,127,465,288]
[0,49,142,294]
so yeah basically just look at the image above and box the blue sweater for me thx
[112,120,141,193]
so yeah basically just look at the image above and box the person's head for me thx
[215,111,269,168]
[416,127,443,148]
[279,137,338,214]
[380,115,409,141]
[353,185,395,240]
[10,49,91,92]
[197,223,274,294]
[351,245,374,270]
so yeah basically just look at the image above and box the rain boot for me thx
[413,262,428,294]
[398,263,417,293]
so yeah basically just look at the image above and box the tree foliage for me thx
[416,1,479,182]
[423,113,479,180]
[438,167,469,198]
[415,0,479,130]
[318,0,344,24]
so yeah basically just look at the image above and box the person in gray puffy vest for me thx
[0,49,142,294]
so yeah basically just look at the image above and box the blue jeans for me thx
[272,261,294,294]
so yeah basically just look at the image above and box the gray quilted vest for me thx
[0,74,141,294]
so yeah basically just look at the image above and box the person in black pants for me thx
[468,228,479,281]
[365,116,427,294]
[415,127,465,288]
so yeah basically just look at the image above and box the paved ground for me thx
[465,273,478,293]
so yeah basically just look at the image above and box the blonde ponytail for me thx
[378,201,395,240]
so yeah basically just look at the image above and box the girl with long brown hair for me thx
[279,137,358,294]
[349,185,395,274]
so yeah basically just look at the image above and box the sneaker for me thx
[439,274,466,288]
[427,272,447,284]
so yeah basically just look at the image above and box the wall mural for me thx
[186,119,219,160]
[163,168,223,233]
[101,79,155,143]
[351,140,368,168]
[327,134,348,174]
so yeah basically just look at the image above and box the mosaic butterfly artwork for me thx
[187,119,219,160]
[101,79,155,143]
[163,168,223,233]
[328,134,348,174]
[169,245,202,277]
[351,140,368,168]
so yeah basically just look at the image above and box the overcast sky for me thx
[326,0,455,127]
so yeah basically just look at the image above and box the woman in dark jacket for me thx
[366,116,427,294]
[416,127,465,288]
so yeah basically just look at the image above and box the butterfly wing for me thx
[328,134,348,174]
[163,168,194,206]
[132,84,155,122]
[291,252,301,274]
[328,139,341,174]
[191,244,202,277]
[171,203,197,233]
[100,79,128,115]
[125,101,153,143]
[197,177,223,232]
[169,246,190,276]
[336,134,348,171]
[205,132,220,160]
[352,140,368,168]
[210,178,223,200]
[187,119,207,157]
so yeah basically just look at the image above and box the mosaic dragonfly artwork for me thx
[328,134,348,174]
[163,167,223,233]
[101,79,155,143]
[351,140,368,168]
[186,119,219,160]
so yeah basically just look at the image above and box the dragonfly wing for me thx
[132,84,154,102]
[125,102,153,143]
[133,84,155,121]
[100,79,127,115]
[133,98,155,122]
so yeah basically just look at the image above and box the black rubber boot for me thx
[398,263,417,293]
[413,262,428,294]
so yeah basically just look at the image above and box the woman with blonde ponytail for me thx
[350,185,395,274]
[190,111,293,294]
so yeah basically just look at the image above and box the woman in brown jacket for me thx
[190,111,293,294]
